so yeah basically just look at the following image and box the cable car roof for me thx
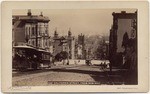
[13,45,36,50]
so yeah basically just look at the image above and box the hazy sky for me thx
[13,9,136,37]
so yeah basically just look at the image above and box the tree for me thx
[55,53,62,61]
[59,51,68,60]
[122,32,129,48]
[55,51,68,61]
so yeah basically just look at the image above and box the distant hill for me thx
[74,34,109,51]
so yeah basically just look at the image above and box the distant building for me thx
[94,37,109,60]
[75,33,86,59]
[103,40,109,59]
[52,29,75,59]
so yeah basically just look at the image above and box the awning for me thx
[13,45,52,56]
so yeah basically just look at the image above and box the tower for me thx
[54,28,58,38]
[68,28,72,37]
[78,33,85,59]
[40,12,43,17]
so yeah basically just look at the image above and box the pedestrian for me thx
[49,56,53,68]
[67,59,69,65]
[104,62,107,68]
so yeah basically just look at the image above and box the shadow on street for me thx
[13,65,137,85]
[49,68,130,85]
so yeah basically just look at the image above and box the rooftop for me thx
[13,10,50,22]
[13,15,50,22]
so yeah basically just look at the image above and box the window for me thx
[25,27,27,35]
[29,27,30,36]
[32,40,35,46]
[45,27,48,34]
[32,27,34,35]
[131,19,137,28]
[37,39,39,47]
[43,54,45,59]
[39,26,41,35]
[38,39,41,47]
[45,40,47,47]
[53,46,55,52]
[28,40,30,45]
[37,27,40,36]
[27,27,29,35]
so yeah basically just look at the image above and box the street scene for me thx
[12,9,137,86]
[13,60,127,86]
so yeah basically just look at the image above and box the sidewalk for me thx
[54,59,110,66]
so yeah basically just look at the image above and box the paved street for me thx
[12,60,127,86]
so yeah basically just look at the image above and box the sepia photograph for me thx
[12,9,138,86]
[1,1,149,92]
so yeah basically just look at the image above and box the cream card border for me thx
[1,1,149,92]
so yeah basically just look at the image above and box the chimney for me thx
[68,28,71,37]
[40,12,43,16]
[27,9,32,16]
[121,11,126,14]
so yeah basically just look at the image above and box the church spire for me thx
[54,27,58,38]
[68,28,71,37]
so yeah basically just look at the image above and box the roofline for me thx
[13,16,50,22]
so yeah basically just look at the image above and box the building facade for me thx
[75,34,86,59]
[109,11,137,67]
[109,11,137,84]
[52,29,75,59]
[13,10,51,49]
[12,10,52,68]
